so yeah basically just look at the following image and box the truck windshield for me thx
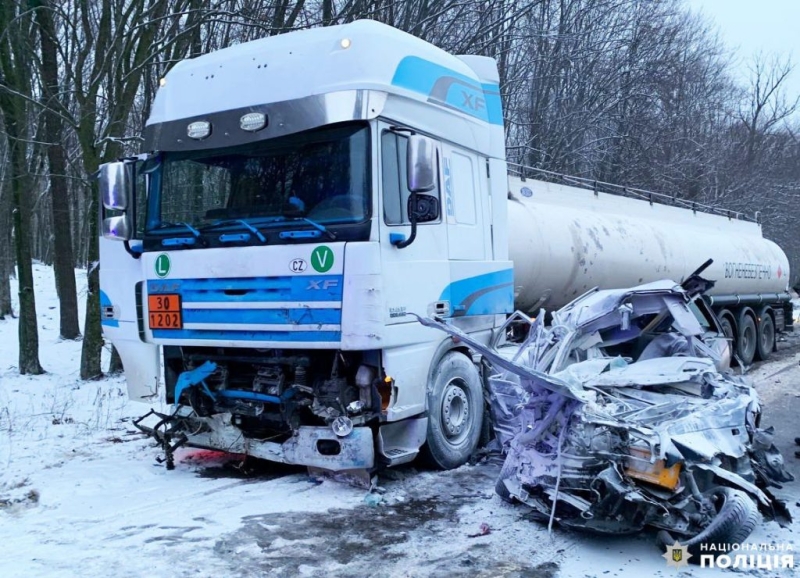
[145,123,370,239]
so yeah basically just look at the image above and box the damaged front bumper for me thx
[135,407,375,472]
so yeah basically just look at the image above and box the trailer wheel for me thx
[736,313,757,366]
[422,352,483,470]
[717,311,735,342]
[755,311,775,362]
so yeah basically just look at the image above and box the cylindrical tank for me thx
[507,176,790,312]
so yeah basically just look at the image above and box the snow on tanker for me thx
[96,20,791,477]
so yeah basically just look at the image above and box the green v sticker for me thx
[310,246,334,273]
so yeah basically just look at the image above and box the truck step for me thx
[379,447,419,466]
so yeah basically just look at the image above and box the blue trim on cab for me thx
[391,56,503,125]
[439,269,514,317]
[152,329,341,342]
[183,307,341,325]
[147,275,343,343]
[147,275,343,302]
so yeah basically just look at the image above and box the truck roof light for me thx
[340,38,351,49]
[187,121,211,140]
[240,112,267,132]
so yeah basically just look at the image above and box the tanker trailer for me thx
[506,169,791,365]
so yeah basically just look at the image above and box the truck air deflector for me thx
[391,56,503,125]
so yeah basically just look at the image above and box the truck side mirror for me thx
[407,135,436,193]
[102,215,132,240]
[99,160,135,242]
[100,161,134,211]
[408,194,439,223]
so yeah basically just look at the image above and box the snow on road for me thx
[0,265,797,577]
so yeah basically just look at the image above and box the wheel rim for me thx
[441,379,471,444]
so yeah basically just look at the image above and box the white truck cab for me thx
[100,21,513,472]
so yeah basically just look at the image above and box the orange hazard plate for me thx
[148,294,182,329]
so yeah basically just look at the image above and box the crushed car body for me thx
[418,276,793,557]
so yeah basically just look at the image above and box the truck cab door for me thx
[377,125,450,326]
[441,145,486,262]
[99,161,160,401]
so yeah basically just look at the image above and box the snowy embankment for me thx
[0,265,796,577]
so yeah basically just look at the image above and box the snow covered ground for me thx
[0,265,797,577]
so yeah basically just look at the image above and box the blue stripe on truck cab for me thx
[391,56,503,125]
[147,275,343,302]
[439,269,514,317]
[147,275,343,343]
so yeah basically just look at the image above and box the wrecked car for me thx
[419,275,793,558]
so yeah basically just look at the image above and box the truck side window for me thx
[381,130,439,225]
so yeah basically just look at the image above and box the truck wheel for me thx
[755,312,775,362]
[422,352,483,470]
[736,314,757,366]
[718,311,735,342]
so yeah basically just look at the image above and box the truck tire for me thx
[717,310,735,342]
[680,487,761,560]
[736,314,757,366]
[422,351,483,470]
[755,312,775,362]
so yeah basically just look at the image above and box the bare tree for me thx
[33,0,80,340]
[0,0,44,374]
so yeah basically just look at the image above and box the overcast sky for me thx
[687,0,800,99]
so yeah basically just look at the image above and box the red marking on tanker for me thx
[777,266,783,279]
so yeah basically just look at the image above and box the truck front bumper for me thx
[141,409,375,472]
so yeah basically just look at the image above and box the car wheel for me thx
[421,352,483,470]
[678,487,760,561]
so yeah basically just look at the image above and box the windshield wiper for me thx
[200,219,267,243]
[152,221,201,237]
[286,217,337,240]
[150,222,203,247]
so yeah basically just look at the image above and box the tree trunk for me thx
[0,175,12,319]
[7,120,44,374]
[0,1,43,374]
[35,0,80,339]
[80,199,103,380]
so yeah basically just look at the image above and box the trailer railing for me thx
[507,164,758,224]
